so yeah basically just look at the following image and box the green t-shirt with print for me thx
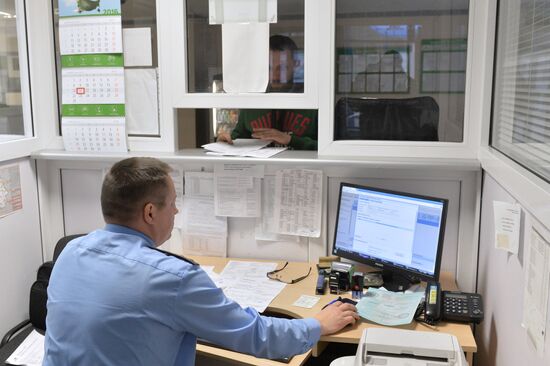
[230,110,318,150]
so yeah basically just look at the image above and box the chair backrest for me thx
[334,96,439,141]
[28,234,86,331]
[53,234,85,261]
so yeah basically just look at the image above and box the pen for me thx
[322,296,343,310]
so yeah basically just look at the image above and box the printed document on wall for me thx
[493,200,521,254]
[214,164,263,217]
[169,166,184,229]
[0,164,22,218]
[256,175,299,242]
[274,169,323,237]
[522,225,550,356]
[182,196,227,257]
[185,172,215,197]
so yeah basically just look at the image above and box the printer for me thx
[331,328,468,366]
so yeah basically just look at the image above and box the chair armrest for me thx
[1,319,31,348]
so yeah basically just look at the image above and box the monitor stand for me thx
[381,271,420,292]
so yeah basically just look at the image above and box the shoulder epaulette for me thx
[150,247,199,266]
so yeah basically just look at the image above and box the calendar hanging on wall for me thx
[58,0,127,152]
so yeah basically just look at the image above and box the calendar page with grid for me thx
[59,16,123,55]
[62,67,125,105]
[62,117,127,152]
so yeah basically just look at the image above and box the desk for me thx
[191,256,477,366]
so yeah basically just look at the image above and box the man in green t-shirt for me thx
[217,35,318,150]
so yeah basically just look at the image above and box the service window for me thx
[333,0,469,143]
[186,0,305,94]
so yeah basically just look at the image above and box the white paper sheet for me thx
[222,22,269,93]
[169,165,185,229]
[62,67,125,105]
[6,329,44,366]
[206,146,287,158]
[493,201,521,253]
[123,27,153,67]
[274,169,323,237]
[256,175,299,242]
[209,0,278,24]
[62,117,127,152]
[522,226,550,355]
[202,139,271,155]
[125,69,159,135]
[182,196,227,257]
[184,172,215,197]
[219,261,286,312]
[292,295,320,309]
[214,176,261,217]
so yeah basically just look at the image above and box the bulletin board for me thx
[420,39,467,94]
[336,45,410,94]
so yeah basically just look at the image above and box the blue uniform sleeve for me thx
[171,266,321,359]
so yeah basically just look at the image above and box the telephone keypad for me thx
[442,291,484,324]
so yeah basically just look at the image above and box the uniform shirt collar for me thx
[104,223,154,247]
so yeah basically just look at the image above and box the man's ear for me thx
[143,202,155,224]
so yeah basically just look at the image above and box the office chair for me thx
[334,96,439,141]
[0,234,85,363]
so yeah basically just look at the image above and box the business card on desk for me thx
[293,295,320,308]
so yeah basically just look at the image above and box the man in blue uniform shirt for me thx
[43,157,359,366]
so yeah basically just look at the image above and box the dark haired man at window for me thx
[217,35,318,150]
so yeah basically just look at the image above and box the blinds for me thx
[492,0,550,180]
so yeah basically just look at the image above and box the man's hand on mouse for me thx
[314,301,360,335]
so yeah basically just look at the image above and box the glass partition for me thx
[491,0,550,182]
[186,0,305,94]
[0,0,29,141]
[334,0,469,142]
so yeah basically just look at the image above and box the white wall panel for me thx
[476,173,550,366]
[0,158,42,336]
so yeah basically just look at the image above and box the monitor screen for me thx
[332,183,448,284]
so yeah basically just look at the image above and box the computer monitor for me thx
[332,183,448,291]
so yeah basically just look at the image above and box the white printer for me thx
[331,328,468,366]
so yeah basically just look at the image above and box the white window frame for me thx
[0,0,47,162]
[316,0,486,160]
[479,0,550,228]
[161,0,320,111]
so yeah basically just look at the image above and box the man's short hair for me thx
[270,35,298,52]
[101,157,172,224]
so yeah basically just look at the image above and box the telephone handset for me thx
[425,282,442,322]
[420,282,484,324]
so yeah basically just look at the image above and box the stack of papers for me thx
[202,261,287,313]
[202,139,287,158]
[6,330,45,366]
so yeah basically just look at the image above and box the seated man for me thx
[217,35,318,150]
[43,157,358,366]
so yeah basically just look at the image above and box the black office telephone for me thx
[420,282,484,324]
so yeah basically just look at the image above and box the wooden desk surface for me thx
[191,256,477,364]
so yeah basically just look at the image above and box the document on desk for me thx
[356,288,423,326]
[219,261,286,312]
[6,329,44,366]
[214,164,263,217]
[274,169,323,237]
